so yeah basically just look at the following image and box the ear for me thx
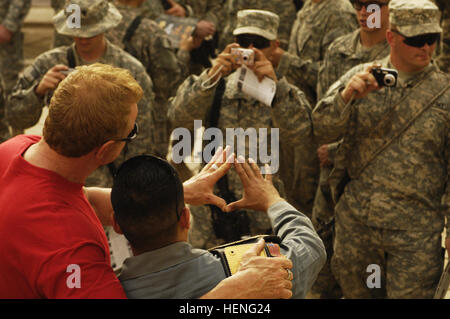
[271,39,280,49]
[179,207,190,230]
[95,140,122,166]
[112,214,123,235]
[386,29,394,46]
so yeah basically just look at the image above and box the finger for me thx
[206,194,227,211]
[272,256,293,270]
[264,164,272,182]
[224,198,246,213]
[204,146,223,170]
[364,63,382,73]
[224,42,240,54]
[240,157,256,179]
[248,157,262,179]
[234,158,250,187]
[51,64,69,72]
[243,238,265,257]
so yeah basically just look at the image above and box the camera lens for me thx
[384,74,396,87]
[243,55,249,61]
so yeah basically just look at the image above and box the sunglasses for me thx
[350,0,389,11]
[392,30,440,48]
[236,34,271,49]
[114,122,139,143]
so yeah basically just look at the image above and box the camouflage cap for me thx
[233,9,280,41]
[389,0,442,37]
[53,0,122,38]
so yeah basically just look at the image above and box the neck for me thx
[360,27,388,48]
[116,0,143,7]
[389,53,428,74]
[23,139,96,185]
[131,230,188,256]
[76,37,107,62]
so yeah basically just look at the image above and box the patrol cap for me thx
[53,0,122,38]
[233,9,280,41]
[389,0,442,37]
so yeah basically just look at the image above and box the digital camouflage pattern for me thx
[278,0,358,105]
[168,69,313,249]
[389,0,442,37]
[317,29,391,100]
[312,55,449,297]
[7,40,157,188]
[0,0,31,93]
[433,0,449,72]
[219,0,297,51]
[233,9,279,41]
[106,2,190,157]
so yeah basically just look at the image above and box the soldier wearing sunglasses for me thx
[313,0,449,299]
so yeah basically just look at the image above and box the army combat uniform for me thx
[7,0,157,189]
[434,0,449,73]
[169,10,314,249]
[0,0,31,94]
[0,76,9,143]
[312,0,449,296]
[310,29,391,299]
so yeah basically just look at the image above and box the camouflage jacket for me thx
[0,0,31,33]
[7,40,157,186]
[219,0,297,51]
[434,0,449,73]
[317,29,391,100]
[0,76,8,143]
[312,56,450,234]
[278,0,358,104]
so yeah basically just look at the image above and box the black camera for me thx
[371,67,398,87]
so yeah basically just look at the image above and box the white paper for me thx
[237,66,277,106]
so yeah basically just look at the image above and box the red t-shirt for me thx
[0,135,126,298]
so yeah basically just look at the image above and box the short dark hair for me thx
[111,155,184,251]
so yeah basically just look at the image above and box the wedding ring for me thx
[211,164,219,170]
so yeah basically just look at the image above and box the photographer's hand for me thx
[250,48,277,83]
[225,157,284,213]
[340,64,380,104]
[207,43,240,83]
[35,65,69,98]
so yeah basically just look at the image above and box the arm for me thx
[83,187,114,226]
[2,0,31,34]
[226,158,326,298]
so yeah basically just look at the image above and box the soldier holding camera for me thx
[312,0,449,298]
[168,9,313,249]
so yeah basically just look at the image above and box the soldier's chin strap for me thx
[201,65,224,90]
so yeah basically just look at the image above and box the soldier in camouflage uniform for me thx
[7,0,156,189]
[310,0,392,299]
[0,0,31,94]
[168,10,313,249]
[218,0,297,52]
[312,0,449,298]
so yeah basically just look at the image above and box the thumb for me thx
[206,194,227,211]
[244,238,265,257]
[224,198,246,212]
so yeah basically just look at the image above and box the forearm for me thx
[168,70,216,130]
[83,187,114,226]
[3,0,32,33]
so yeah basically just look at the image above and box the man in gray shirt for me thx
[111,154,326,299]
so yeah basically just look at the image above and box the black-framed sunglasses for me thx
[236,34,271,49]
[350,0,389,11]
[392,30,440,48]
[114,122,139,143]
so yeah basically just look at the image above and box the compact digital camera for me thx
[231,48,255,66]
[371,67,398,87]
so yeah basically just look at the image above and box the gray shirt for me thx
[118,201,326,299]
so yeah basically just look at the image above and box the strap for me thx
[350,77,449,179]
[66,46,76,68]
[123,16,142,45]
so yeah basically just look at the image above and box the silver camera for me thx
[231,48,255,66]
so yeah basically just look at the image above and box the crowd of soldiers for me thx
[0,0,448,299]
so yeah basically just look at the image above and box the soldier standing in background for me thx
[0,0,31,94]
[310,0,392,300]
[7,0,156,189]
[433,0,449,73]
[313,0,449,298]
[168,10,314,249]
[0,76,8,143]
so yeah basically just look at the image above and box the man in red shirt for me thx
[0,63,294,298]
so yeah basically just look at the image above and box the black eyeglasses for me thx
[392,30,440,48]
[114,122,139,143]
[236,34,271,49]
[350,0,389,11]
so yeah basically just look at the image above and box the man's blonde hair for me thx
[43,63,143,157]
